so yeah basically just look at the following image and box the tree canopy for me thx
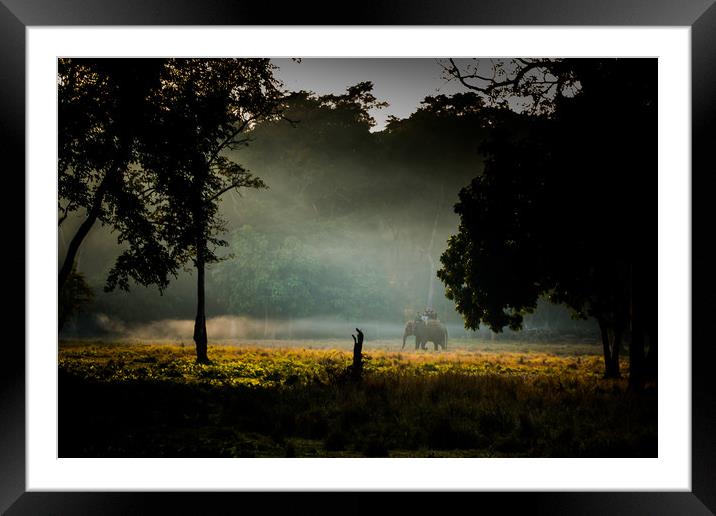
[58,58,178,296]
[438,58,656,386]
[135,58,284,362]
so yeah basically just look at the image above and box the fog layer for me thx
[60,67,598,341]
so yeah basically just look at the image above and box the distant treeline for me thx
[60,83,597,338]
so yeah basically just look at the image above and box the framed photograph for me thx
[3,0,714,513]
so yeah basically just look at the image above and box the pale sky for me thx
[271,58,469,131]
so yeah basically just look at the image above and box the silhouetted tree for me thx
[439,59,656,389]
[441,58,581,115]
[140,59,283,363]
[58,59,177,299]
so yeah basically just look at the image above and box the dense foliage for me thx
[58,59,177,294]
[438,59,656,386]
[67,84,534,332]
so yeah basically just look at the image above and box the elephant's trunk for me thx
[402,332,407,350]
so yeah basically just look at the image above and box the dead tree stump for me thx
[351,328,364,381]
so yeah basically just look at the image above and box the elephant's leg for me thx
[433,341,438,351]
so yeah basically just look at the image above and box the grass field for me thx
[59,338,657,458]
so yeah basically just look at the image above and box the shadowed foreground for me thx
[59,340,656,457]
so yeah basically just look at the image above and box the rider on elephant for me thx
[402,314,448,351]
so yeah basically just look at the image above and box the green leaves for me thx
[213,224,403,322]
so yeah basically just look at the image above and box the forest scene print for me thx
[58,58,656,458]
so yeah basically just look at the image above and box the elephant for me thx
[402,319,448,350]
[402,320,420,349]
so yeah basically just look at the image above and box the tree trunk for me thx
[628,266,646,391]
[193,235,209,364]
[598,318,611,374]
[58,167,116,294]
[351,328,364,381]
[58,130,131,295]
[611,327,622,378]
[598,317,619,378]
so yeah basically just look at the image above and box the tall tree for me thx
[438,59,656,389]
[141,59,282,363]
[58,59,178,301]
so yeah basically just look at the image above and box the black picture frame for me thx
[2,1,714,514]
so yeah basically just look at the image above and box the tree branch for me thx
[207,178,265,203]
[207,118,254,167]
[58,201,75,227]
[280,114,300,127]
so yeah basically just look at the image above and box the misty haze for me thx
[58,58,657,458]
